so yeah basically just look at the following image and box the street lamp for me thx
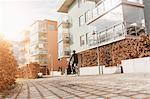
[93,30,100,75]
[93,30,103,75]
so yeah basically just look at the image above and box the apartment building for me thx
[58,0,96,52]
[58,0,146,67]
[29,20,61,74]
[21,30,30,65]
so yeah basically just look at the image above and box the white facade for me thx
[67,1,96,53]
[58,0,145,55]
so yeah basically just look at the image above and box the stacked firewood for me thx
[112,38,140,65]
[0,38,17,91]
[139,34,150,57]
[80,49,97,67]
[16,63,40,79]
[99,45,113,67]
[78,34,150,67]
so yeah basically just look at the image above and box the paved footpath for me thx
[7,74,150,99]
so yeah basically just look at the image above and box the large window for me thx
[80,35,85,46]
[79,15,85,26]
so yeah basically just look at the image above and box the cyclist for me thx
[69,50,78,74]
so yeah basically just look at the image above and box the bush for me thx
[0,37,17,92]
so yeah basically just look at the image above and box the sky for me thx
[0,0,60,41]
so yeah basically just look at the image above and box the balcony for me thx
[30,50,48,56]
[86,0,144,25]
[88,21,145,48]
[58,15,69,27]
[58,24,69,42]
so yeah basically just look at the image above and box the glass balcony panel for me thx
[98,31,106,43]
[127,0,143,4]
[86,10,93,22]
[112,0,122,6]
[93,8,98,18]
[114,23,124,38]
[97,2,104,16]
[103,0,112,11]
[106,27,114,41]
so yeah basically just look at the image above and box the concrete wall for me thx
[122,57,150,73]
[144,0,150,33]
[80,66,119,75]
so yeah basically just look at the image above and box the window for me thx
[78,0,83,8]
[79,15,85,26]
[80,35,85,46]
[80,54,83,64]
[49,25,55,31]
[64,51,70,56]
[86,33,89,45]
[58,41,63,57]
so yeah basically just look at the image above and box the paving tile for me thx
[119,91,138,96]
[110,96,131,99]
[5,74,150,99]
[101,93,118,98]
[84,95,99,99]
[131,94,150,98]
[44,96,60,99]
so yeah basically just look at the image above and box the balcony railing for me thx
[88,22,126,47]
[88,21,145,47]
[30,50,48,56]
[127,0,143,4]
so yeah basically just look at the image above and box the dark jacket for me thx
[70,53,78,64]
